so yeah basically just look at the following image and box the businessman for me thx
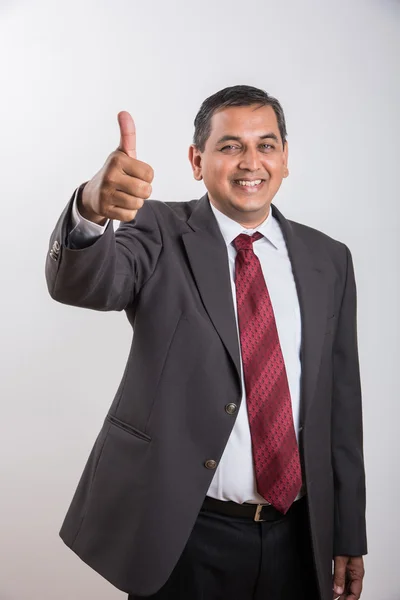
[45,85,367,599]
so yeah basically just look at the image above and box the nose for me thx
[238,147,262,171]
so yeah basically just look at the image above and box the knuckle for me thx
[135,197,144,209]
[144,165,154,182]
[122,210,137,223]
[102,170,115,187]
[108,152,122,168]
[140,182,152,198]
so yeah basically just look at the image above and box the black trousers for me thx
[129,496,320,600]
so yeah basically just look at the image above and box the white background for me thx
[0,0,399,598]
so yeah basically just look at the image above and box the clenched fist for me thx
[79,112,154,224]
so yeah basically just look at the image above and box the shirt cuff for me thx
[69,188,109,244]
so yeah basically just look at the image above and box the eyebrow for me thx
[216,133,280,145]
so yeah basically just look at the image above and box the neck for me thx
[209,197,271,229]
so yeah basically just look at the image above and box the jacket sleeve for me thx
[331,245,367,556]
[45,186,163,312]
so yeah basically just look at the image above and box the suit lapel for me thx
[182,196,242,390]
[182,194,330,421]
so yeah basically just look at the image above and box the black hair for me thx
[193,85,287,151]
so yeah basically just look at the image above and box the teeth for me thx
[236,179,262,187]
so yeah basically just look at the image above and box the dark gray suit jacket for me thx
[45,189,367,599]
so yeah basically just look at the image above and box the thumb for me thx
[333,556,347,596]
[117,111,137,158]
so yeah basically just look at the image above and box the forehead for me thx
[208,104,279,139]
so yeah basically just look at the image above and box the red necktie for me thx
[233,232,302,514]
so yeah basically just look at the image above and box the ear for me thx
[188,144,203,181]
[282,140,289,178]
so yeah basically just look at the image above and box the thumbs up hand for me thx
[79,112,154,224]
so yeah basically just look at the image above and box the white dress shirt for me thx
[69,195,302,505]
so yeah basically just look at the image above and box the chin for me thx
[232,197,270,212]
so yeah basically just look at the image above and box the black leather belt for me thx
[202,495,304,522]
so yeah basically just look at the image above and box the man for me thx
[45,85,367,600]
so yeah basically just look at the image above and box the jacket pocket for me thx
[106,414,151,443]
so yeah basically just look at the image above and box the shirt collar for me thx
[209,198,281,250]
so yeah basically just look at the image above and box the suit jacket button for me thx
[205,459,217,470]
[225,403,238,415]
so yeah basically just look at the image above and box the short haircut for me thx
[193,85,287,152]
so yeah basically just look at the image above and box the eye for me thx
[260,144,275,151]
[220,145,240,152]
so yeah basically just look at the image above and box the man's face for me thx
[189,104,289,227]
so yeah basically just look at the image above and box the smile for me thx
[233,179,265,191]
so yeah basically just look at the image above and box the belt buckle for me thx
[254,504,266,522]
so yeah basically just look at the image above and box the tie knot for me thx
[233,232,263,253]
